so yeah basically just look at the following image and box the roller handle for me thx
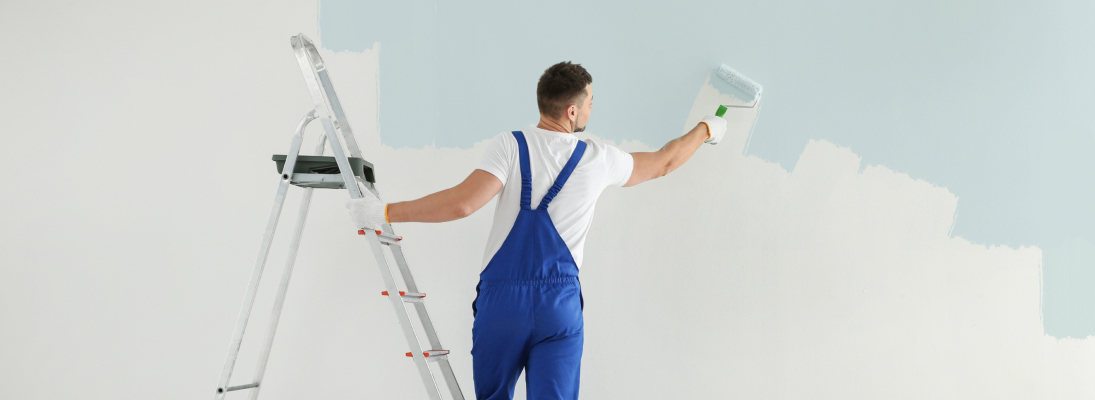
[715,105,728,118]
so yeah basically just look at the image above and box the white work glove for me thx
[699,115,727,145]
[346,182,387,230]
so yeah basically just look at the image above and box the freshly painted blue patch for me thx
[1043,238,1095,339]
[320,0,1095,337]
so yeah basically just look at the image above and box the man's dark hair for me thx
[537,61,593,118]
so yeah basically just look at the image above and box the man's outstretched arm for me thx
[386,169,503,223]
[624,116,726,187]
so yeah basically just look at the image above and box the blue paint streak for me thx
[1043,238,1095,339]
[321,0,1095,337]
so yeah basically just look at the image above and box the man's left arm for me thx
[386,169,503,223]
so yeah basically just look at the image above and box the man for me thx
[348,61,727,400]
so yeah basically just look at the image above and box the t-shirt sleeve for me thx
[601,142,634,187]
[476,132,513,186]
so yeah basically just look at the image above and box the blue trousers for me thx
[472,278,583,400]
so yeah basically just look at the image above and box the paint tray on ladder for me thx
[272,154,376,189]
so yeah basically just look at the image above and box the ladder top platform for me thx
[273,154,375,188]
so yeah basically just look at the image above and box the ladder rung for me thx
[381,291,426,303]
[407,349,449,359]
[358,229,402,244]
[220,382,259,393]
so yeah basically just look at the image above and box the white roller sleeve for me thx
[700,115,728,145]
[346,182,387,230]
[716,64,763,98]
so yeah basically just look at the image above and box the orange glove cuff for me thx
[384,203,390,224]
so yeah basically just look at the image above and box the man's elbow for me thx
[453,202,475,219]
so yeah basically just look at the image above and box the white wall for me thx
[1,1,1092,399]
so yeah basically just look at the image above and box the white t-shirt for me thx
[476,126,634,272]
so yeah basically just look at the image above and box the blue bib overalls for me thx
[471,131,588,400]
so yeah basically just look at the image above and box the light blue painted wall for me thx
[1044,238,1095,338]
[319,0,1094,337]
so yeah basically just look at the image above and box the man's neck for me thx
[536,117,573,134]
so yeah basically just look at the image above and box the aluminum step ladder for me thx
[211,33,464,400]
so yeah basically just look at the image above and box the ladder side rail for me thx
[318,117,362,198]
[214,111,315,399]
[390,243,464,399]
[388,244,422,294]
[317,68,364,159]
[435,358,466,400]
[289,33,464,399]
[246,134,328,400]
[389,246,445,349]
[366,233,446,400]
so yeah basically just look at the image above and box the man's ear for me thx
[567,104,578,122]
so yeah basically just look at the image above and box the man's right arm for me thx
[624,121,715,187]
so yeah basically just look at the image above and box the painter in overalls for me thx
[348,61,728,400]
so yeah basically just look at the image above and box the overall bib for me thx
[471,131,588,400]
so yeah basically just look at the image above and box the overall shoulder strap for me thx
[512,131,532,210]
[537,140,587,210]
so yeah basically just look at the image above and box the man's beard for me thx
[574,123,586,133]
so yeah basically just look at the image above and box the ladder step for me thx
[358,229,402,244]
[381,291,426,303]
[407,349,449,359]
[219,382,259,393]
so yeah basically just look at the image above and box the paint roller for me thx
[714,63,762,118]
